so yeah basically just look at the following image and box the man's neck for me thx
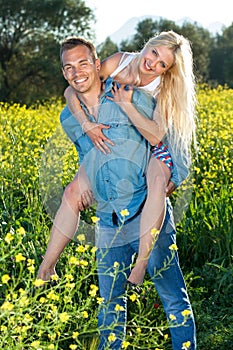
[77,82,102,118]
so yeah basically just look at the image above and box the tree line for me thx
[1,0,232,105]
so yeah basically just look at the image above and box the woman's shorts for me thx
[151,142,173,170]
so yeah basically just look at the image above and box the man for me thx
[37,37,196,350]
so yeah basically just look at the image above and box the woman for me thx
[64,30,196,287]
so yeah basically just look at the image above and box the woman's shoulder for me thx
[100,52,134,80]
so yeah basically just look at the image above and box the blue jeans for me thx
[96,201,196,350]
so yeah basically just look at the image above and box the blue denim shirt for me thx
[60,77,189,226]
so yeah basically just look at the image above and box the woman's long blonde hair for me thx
[119,31,197,153]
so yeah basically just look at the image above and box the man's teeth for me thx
[75,77,87,83]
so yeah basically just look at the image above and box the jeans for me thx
[96,201,196,350]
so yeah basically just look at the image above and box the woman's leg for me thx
[37,165,92,280]
[127,158,170,285]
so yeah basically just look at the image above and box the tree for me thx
[209,23,233,87]
[0,0,94,104]
[97,37,119,61]
[120,18,180,52]
[180,22,213,82]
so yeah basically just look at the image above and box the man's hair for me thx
[60,36,98,64]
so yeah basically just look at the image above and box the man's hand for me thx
[166,180,176,197]
[83,121,114,154]
[78,189,94,211]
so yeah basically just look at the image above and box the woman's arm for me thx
[111,84,166,146]
[100,52,124,80]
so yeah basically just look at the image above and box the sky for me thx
[86,0,232,44]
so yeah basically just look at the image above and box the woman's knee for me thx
[63,178,80,201]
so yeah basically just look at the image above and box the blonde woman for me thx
[64,30,196,286]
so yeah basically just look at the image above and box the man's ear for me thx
[96,58,101,71]
[62,68,68,81]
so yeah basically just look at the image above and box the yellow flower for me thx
[114,261,119,268]
[5,232,14,244]
[182,341,191,349]
[33,279,45,287]
[69,345,78,350]
[2,274,10,284]
[1,301,14,311]
[59,312,70,323]
[108,333,116,342]
[16,227,26,236]
[1,325,7,332]
[129,293,138,302]
[19,296,29,307]
[169,314,177,321]
[97,297,104,304]
[136,327,142,333]
[47,290,59,301]
[79,260,88,267]
[48,345,55,349]
[89,284,99,297]
[169,244,178,251]
[181,309,192,317]
[91,216,100,224]
[76,244,86,253]
[24,313,33,323]
[65,273,74,281]
[27,258,35,266]
[69,256,79,265]
[115,304,124,311]
[91,246,97,254]
[72,331,79,339]
[120,209,129,217]
[82,311,88,318]
[77,233,85,242]
[27,265,35,273]
[39,297,46,303]
[122,340,130,348]
[31,340,41,348]
[49,274,58,281]
[15,253,26,262]
[65,282,75,289]
[151,228,160,238]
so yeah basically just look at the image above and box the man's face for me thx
[62,45,100,94]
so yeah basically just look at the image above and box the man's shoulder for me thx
[60,105,72,123]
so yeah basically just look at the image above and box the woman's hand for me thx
[110,83,133,104]
[83,120,114,154]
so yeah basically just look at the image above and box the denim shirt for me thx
[60,77,189,226]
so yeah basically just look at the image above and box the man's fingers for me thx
[78,200,85,211]
[81,190,94,208]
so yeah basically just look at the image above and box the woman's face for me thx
[139,45,175,77]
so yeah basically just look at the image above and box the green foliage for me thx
[97,37,119,61]
[0,0,94,104]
